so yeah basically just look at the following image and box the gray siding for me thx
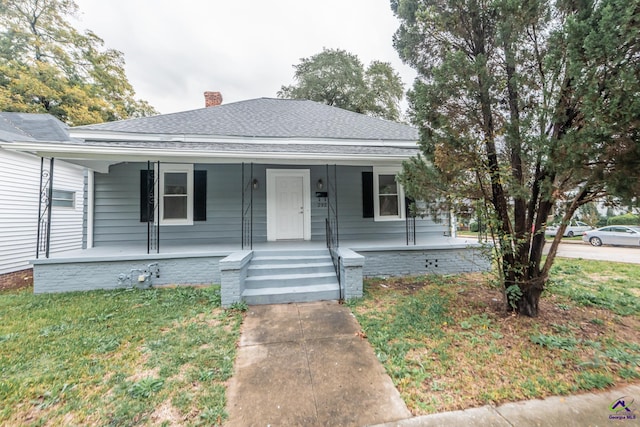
[331,166,447,241]
[0,150,84,274]
[94,163,244,246]
[92,163,447,247]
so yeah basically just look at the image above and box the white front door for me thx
[267,169,311,241]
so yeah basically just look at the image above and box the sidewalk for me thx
[370,383,640,427]
[225,301,411,426]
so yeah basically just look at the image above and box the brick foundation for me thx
[0,268,34,291]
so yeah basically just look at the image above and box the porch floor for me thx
[34,236,484,263]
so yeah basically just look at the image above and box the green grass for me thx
[0,285,242,426]
[547,260,640,316]
[350,259,640,415]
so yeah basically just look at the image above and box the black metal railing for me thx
[324,164,342,299]
[241,163,254,249]
[36,158,54,259]
[325,218,342,299]
[405,198,417,245]
[406,215,416,245]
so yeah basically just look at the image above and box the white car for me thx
[545,220,593,237]
[582,225,640,247]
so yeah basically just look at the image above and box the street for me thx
[544,241,640,264]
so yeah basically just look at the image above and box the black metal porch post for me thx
[241,162,245,249]
[156,161,160,253]
[147,161,151,254]
[250,162,253,250]
[45,158,54,258]
[333,164,339,247]
[36,158,44,259]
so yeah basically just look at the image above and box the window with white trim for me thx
[159,164,193,225]
[373,167,405,221]
[51,189,75,208]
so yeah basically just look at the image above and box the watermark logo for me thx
[608,396,637,421]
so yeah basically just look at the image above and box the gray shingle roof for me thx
[75,98,419,141]
[0,113,71,142]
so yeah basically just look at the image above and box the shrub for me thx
[607,213,640,225]
[470,221,487,232]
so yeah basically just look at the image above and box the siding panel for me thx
[0,150,84,274]
[92,163,447,248]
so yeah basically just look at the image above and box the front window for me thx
[373,167,404,221]
[159,164,193,225]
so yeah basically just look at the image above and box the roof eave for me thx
[1,141,416,168]
[68,129,418,148]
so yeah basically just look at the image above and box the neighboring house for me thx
[1,95,489,303]
[0,113,85,288]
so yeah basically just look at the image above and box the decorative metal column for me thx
[146,161,160,254]
[241,162,254,249]
[325,164,339,248]
[36,157,55,259]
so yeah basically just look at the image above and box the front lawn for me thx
[349,258,640,415]
[0,286,242,426]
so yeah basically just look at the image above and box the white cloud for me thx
[74,0,417,114]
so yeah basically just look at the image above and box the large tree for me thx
[393,0,640,316]
[0,0,156,125]
[278,48,405,121]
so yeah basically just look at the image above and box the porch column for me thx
[36,157,54,259]
[450,210,457,238]
[325,164,339,248]
[86,170,94,248]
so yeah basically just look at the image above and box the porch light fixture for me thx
[316,179,324,190]
[252,178,259,189]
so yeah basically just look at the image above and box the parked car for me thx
[545,220,593,237]
[582,225,640,246]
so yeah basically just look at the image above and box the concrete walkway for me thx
[225,301,411,426]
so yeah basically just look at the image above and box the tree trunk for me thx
[516,285,544,317]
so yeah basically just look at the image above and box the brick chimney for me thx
[204,91,223,107]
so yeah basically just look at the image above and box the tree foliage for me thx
[393,0,640,316]
[0,0,156,125]
[278,48,405,121]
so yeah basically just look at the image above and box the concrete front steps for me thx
[242,249,340,305]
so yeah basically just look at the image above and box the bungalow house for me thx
[1,95,489,304]
[0,113,85,289]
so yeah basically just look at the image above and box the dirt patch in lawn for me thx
[150,400,183,426]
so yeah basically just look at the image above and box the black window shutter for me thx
[140,170,154,222]
[362,171,374,218]
[194,170,207,221]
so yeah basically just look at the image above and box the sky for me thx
[73,0,417,115]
